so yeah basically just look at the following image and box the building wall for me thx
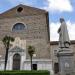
[0,5,50,59]
[0,5,53,73]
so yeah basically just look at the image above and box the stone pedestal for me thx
[57,49,74,75]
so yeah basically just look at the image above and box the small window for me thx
[12,23,25,31]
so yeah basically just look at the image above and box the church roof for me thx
[0,4,47,19]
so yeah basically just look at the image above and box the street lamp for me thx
[33,54,36,57]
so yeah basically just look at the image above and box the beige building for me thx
[0,4,54,74]
[50,40,75,74]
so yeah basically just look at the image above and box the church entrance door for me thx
[13,53,21,70]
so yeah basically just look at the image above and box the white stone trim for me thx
[7,45,26,70]
[23,59,54,75]
[24,59,52,62]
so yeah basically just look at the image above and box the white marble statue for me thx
[58,18,70,48]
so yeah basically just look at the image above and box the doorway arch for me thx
[13,53,21,70]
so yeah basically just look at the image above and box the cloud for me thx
[50,21,75,41]
[50,22,60,41]
[44,0,73,12]
[0,0,73,13]
[67,21,75,40]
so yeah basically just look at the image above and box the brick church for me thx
[0,4,53,74]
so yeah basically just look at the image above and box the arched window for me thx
[12,23,25,31]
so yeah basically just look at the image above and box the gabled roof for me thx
[0,4,47,19]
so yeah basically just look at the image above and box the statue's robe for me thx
[58,20,70,48]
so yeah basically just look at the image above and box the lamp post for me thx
[28,46,35,70]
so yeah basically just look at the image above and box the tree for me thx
[2,35,14,70]
[28,45,35,70]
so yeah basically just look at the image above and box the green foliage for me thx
[2,35,14,48]
[2,35,14,70]
[0,70,50,75]
[28,45,35,56]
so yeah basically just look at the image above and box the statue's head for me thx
[60,18,65,23]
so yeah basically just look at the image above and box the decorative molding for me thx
[9,46,25,52]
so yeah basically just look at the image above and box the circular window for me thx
[17,7,23,12]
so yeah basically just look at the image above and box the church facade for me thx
[0,4,53,74]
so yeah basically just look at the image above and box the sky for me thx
[0,0,75,41]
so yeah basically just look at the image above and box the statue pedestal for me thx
[57,48,74,75]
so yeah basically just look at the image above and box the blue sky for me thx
[0,0,75,41]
